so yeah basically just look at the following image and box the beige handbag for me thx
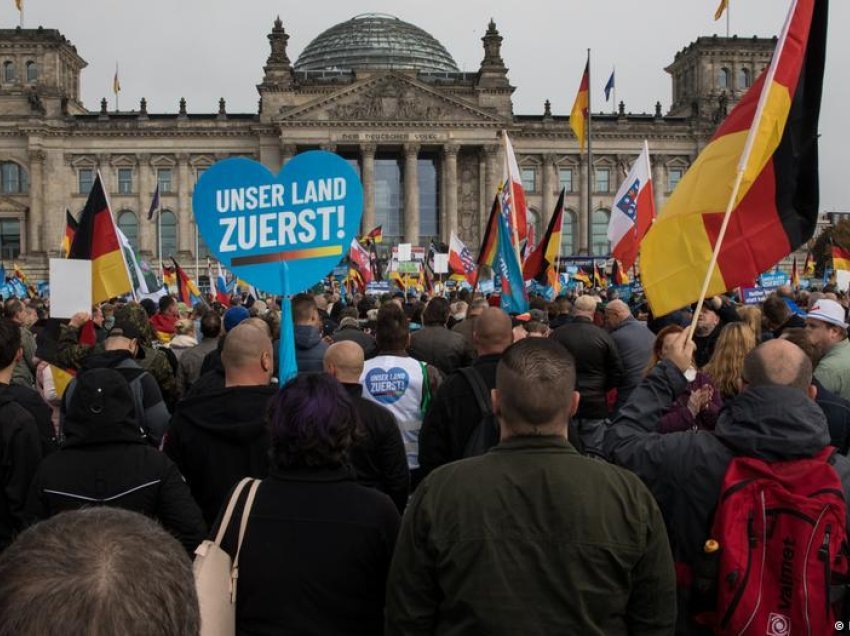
[193,477,261,636]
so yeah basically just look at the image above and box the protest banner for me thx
[433,253,449,275]
[193,151,363,382]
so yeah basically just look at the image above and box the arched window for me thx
[159,210,177,259]
[737,67,751,90]
[717,67,730,90]
[0,162,27,194]
[3,61,14,83]
[117,210,138,251]
[25,61,37,83]
[560,209,576,257]
[591,209,611,257]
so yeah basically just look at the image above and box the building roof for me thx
[294,13,459,74]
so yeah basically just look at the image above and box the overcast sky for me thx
[5,0,847,210]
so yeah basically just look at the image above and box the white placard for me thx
[49,259,92,319]
[398,243,412,262]
[836,270,850,292]
[433,253,449,274]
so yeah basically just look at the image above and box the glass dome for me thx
[294,13,460,73]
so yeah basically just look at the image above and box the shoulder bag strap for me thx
[229,479,261,603]
[212,477,252,546]
[459,366,492,416]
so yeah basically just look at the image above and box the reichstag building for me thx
[0,13,774,278]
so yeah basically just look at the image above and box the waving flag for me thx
[215,262,235,305]
[349,238,373,285]
[608,141,656,270]
[611,259,630,285]
[604,69,615,102]
[495,214,528,314]
[61,209,78,258]
[833,245,850,272]
[477,194,501,270]
[640,0,827,316]
[523,188,565,289]
[171,258,203,305]
[501,132,529,244]
[449,232,477,285]
[362,225,383,244]
[571,61,590,151]
[715,0,729,20]
[804,250,815,276]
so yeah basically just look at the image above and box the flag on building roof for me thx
[832,245,850,272]
[449,232,477,285]
[501,132,529,244]
[495,213,528,314]
[523,187,565,290]
[714,0,729,21]
[68,171,132,303]
[61,209,78,258]
[147,184,160,221]
[639,0,827,316]
[570,61,590,151]
[171,258,203,305]
[612,259,630,285]
[477,194,501,270]
[604,69,615,102]
[608,141,656,270]
[804,250,815,276]
[113,63,121,95]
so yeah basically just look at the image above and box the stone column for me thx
[137,154,154,257]
[652,154,666,216]
[280,143,297,166]
[360,143,376,234]
[542,153,556,220]
[27,149,46,254]
[403,143,420,244]
[577,155,589,254]
[177,153,192,255]
[442,144,459,241]
[478,149,488,243]
[483,143,500,212]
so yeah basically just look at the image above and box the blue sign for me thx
[608,284,633,302]
[742,285,779,305]
[192,152,364,295]
[366,281,391,294]
[364,367,410,404]
[759,272,789,288]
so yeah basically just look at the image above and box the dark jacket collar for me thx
[473,353,502,367]
[491,435,579,454]
[341,382,363,399]
[269,464,356,483]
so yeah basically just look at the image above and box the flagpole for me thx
[612,65,617,115]
[585,48,593,256]
[194,225,199,283]
[157,188,162,276]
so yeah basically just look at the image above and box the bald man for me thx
[164,323,277,524]
[324,342,409,511]
[418,307,515,478]
[604,335,850,633]
[603,299,654,412]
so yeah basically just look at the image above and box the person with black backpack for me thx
[604,333,850,635]
[418,307,513,480]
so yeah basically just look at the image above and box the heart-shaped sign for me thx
[192,151,363,295]
[363,367,411,404]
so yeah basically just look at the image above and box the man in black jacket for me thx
[0,319,42,552]
[603,334,850,635]
[164,322,276,525]
[418,307,513,479]
[25,368,205,554]
[324,341,409,511]
[409,297,475,376]
[549,295,623,455]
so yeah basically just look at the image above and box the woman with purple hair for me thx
[211,373,401,635]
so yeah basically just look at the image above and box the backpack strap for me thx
[459,366,492,417]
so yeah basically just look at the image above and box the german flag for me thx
[60,209,78,258]
[804,250,815,276]
[362,225,383,244]
[832,245,850,271]
[790,256,800,287]
[523,188,564,289]
[171,258,203,305]
[477,194,500,269]
[570,61,590,151]
[639,0,827,317]
[573,266,592,287]
[68,172,132,303]
[593,262,607,288]
[611,259,630,286]
[162,265,176,288]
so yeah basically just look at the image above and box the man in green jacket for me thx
[386,338,675,635]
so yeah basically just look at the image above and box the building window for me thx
[558,168,573,193]
[0,218,21,259]
[560,209,576,256]
[417,157,439,242]
[737,67,751,90]
[25,61,37,83]
[157,168,173,194]
[374,157,402,244]
[117,210,138,251]
[117,168,133,195]
[78,168,94,195]
[591,209,611,256]
[3,61,14,83]
[668,167,684,192]
[718,67,730,90]
[159,210,177,258]
[1,162,27,194]
[520,168,537,193]
[594,167,610,193]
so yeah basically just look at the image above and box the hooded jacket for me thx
[603,360,850,634]
[164,384,277,525]
[25,368,205,553]
[294,325,328,374]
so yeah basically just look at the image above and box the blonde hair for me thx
[737,305,762,342]
[174,319,194,336]
[703,322,757,398]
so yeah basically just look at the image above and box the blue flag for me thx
[604,69,615,102]
[147,184,161,221]
[496,213,528,314]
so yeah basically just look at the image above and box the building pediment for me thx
[278,73,505,125]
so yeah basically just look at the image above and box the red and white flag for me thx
[608,141,656,270]
[501,131,529,244]
[449,232,477,285]
[349,238,373,284]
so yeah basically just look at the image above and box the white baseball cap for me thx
[807,299,849,330]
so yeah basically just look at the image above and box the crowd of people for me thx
[0,280,849,634]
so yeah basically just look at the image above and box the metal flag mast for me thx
[585,48,593,256]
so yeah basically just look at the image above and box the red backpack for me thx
[697,448,849,635]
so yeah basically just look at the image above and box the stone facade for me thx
[0,18,776,279]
